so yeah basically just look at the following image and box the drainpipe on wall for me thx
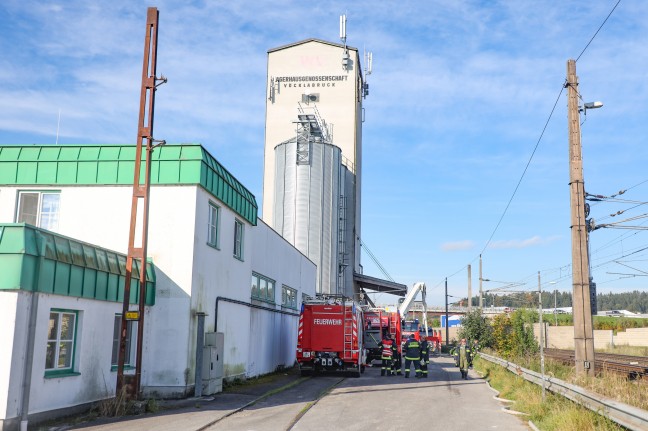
[194,312,206,398]
[214,296,300,332]
[20,233,45,431]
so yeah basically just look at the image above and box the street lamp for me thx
[581,101,603,112]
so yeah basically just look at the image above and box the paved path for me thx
[293,356,529,431]
[66,356,528,431]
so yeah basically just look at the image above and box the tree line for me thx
[463,290,648,313]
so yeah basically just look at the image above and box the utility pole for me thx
[478,254,483,311]
[538,272,546,400]
[467,264,472,312]
[445,277,449,347]
[566,59,595,376]
[554,289,558,326]
[117,7,166,398]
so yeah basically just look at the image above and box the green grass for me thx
[595,344,648,356]
[546,314,648,330]
[223,366,299,392]
[475,357,626,431]
[483,348,648,411]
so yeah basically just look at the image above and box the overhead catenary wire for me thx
[428,0,625,293]
[478,86,565,257]
[575,0,623,62]
[358,237,395,282]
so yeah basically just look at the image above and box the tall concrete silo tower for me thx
[263,38,364,298]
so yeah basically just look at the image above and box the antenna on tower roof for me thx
[340,14,350,71]
[363,49,372,98]
[364,49,372,76]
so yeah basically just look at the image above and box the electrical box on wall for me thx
[202,332,224,395]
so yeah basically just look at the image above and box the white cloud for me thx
[441,240,475,252]
[488,235,561,250]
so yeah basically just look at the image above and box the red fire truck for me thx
[364,309,401,364]
[296,297,366,377]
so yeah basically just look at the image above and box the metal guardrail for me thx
[479,352,648,431]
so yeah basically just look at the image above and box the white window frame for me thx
[251,272,275,303]
[46,309,78,373]
[16,191,61,231]
[234,219,244,260]
[207,202,221,249]
[111,315,137,368]
[282,285,297,309]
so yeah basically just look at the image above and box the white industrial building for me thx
[0,143,316,429]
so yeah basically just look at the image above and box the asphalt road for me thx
[67,355,529,431]
[292,356,529,431]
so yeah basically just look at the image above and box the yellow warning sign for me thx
[125,311,140,321]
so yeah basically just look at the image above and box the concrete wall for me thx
[611,328,648,346]
[0,291,129,424]
[247,219,316,376]
[0,292,18,424]
[533,324,626,349]
[430,326,460,344]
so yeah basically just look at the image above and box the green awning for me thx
[0,223,155,305]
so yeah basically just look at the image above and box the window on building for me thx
[46,310,77,372]
[282,285,297,309]
[111,315,136,367]
[207,203,220,248]
[251,272,275,303]
[16,191,61,231]
[233,219,244,260]
[251,275,259,298]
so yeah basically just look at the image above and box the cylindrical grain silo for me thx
[273,139,344,295]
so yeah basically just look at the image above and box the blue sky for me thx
[1,1,647,307]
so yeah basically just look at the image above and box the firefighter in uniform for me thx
[403,334,421,378]
[391,334,402,375]
[458,338,472,379]
[379,333,395,376]
[419,335,429,378]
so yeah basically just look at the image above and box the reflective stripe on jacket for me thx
[404,339,420,359]
[381,339,393,358]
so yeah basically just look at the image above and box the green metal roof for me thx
[0,143,258,225]
[0,223,155,305]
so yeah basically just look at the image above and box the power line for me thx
[437,0,624,289]
[479,85,565,256]
[575,0,623,62]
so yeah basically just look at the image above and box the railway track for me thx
[544,348,648,380]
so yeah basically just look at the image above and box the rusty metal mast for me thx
[116,6,166,397]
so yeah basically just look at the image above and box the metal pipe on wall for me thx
[20,233,45,431]
[194,312,206,398]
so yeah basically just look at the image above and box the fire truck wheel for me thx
[300,369,312,377]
